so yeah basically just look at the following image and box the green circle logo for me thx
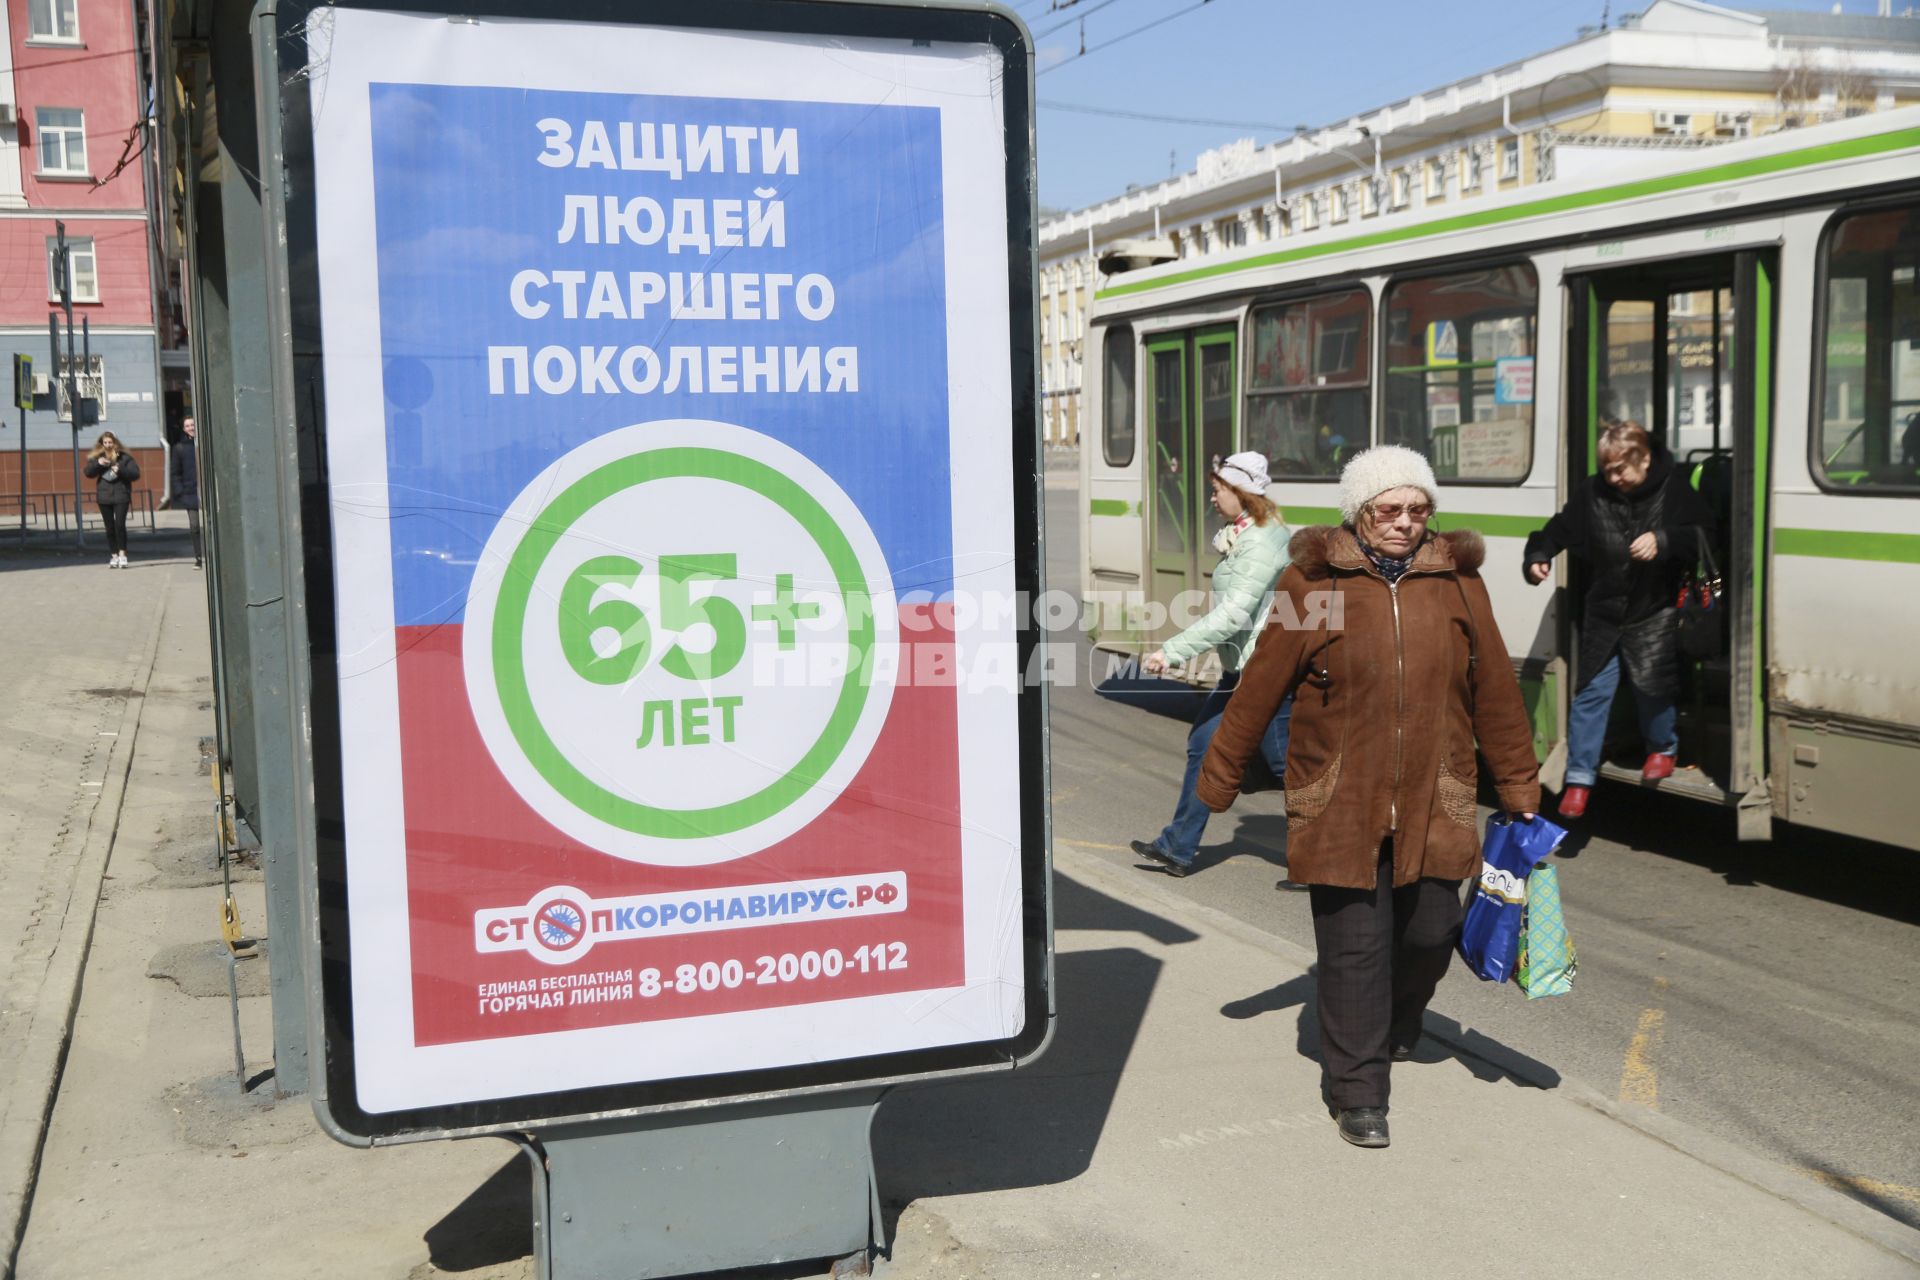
[463,423,899,865]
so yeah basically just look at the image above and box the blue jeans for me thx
[1566,652,1678,787]
[1156,671,1293,864]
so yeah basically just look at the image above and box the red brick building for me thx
[1,0,166,509]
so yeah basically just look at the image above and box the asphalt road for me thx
[1039,464,1920,1231]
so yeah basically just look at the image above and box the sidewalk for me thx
[5,546,1919,1279]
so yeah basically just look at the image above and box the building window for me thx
[36,108,88,176]
[47,236,99,303]
[1330,186,1348,223]
[53,355,107,424]
[1814,203,1920,492]
[1382,263,1538,482]
[1466,148,1483,191]
[28,0,80,41]
[1391,169,1411,209]
[1223,217,1246,248]
[1426,158,1445,199]
[1102,327,1136,468]
[1246,289,1372,480]
[1361,179,1379,217]
[1300,193,1318,230]
[1500,138,1521,182]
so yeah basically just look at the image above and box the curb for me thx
[0,586,170,1280]
[1058,842,1920,1271]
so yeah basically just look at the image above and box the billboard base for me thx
[521,1089,886,1279]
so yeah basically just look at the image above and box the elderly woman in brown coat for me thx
[1198,444,1541,1150]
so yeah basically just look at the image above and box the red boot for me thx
[1558,785,1590,818]
[1642,753,1676,781]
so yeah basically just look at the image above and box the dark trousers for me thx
[98,500,130,556]
[1308,840,1463,1110]
[185,506,203,566]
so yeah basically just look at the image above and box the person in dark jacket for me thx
[1199,445,1542,1151]
[83,431,141,569]
[1523,420,1715,817]
[170,416,202,568]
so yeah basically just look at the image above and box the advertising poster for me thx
[297,7,1036,1121]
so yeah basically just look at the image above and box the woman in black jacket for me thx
[83,431,141,568]
[1523,420,1714,818]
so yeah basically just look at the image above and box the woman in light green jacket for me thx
[1131,452,1294,878]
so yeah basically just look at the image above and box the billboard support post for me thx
[520,1090,885,1280]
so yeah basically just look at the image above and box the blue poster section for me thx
[366,83,953,626]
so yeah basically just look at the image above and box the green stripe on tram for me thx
[1775,527,1920,564]
[1264,505,1540,538]
[1088,498,1133,516]
[1095,126,1920,302]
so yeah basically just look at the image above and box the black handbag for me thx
[1676,532,1724,661]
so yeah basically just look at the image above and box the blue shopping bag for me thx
[1457,814,1568,983]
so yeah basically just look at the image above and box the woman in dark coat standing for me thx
[1523,420,1715,817]
[1198,445,1543,1150]
[170,416,202,568]
[82,430,141,569]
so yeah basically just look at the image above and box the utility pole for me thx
[49,221,90,549]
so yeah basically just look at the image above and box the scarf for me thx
[1212,512,1254,556]
[1357,532,1420,584]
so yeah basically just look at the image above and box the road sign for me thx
[13,355,30,411]
[276,0,1045,1138]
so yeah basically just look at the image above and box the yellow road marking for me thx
[1619,977,1671,1109]
[1796,1170,1920,1210]
[1059,838,1131,852]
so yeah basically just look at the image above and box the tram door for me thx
[1147,326,1238,648]
[1565,251,1775,829]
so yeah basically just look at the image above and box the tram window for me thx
[1102,327,1136,467]
[1382,264,1537,482]
[1245,288,1370,479]
[1815,204,1920,492]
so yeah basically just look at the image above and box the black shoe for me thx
[1129,839,1191,878]
[1391,1042,1416,1063]
[1335,1107,1390,1148]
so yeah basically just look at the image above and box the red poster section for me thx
[393,604,965,1045]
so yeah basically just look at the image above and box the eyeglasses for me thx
[1369,502,1434,521]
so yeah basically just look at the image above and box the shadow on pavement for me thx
[1053,867,1199,945]
[1560,782,1920,925]
[876,871,1195,1213]
[1218,969,1564,1096]
[873,945,1159,1236]
[423,1152,532,1272]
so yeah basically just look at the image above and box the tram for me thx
[1080,107,1920,851]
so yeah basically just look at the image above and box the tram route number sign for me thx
[290,2,1040,1131]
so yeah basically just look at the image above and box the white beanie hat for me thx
[1213,450,1270,496]
[1338,444,1439,525]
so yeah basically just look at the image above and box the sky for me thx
[1026,0,1891,211]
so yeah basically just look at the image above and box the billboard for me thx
[275,1,1045,1137]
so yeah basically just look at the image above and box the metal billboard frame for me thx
[253,0,1051,1146]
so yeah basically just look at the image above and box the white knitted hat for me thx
[1338,444,1439,524]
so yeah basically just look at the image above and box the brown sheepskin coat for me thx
[1197,525,1542,889]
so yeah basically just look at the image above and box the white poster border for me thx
[308,6,1024,1115]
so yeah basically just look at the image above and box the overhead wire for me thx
[1031,0,1133,40]
[1039,0,1216,76]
